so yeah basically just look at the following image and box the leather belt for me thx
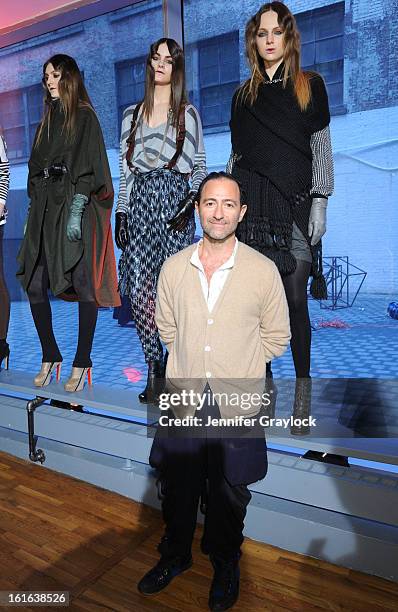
[42,164,68,179]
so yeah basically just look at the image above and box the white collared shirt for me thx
[190,238,239,313]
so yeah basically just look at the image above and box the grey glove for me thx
[67,194,88,241]
[308,197,327,246]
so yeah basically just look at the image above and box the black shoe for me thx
[208,555,240,611]
[291,378,312,436]
[137,554,193,595]
[139,359,164,404]
[0,341,10,371]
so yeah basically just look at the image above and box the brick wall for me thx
[0,0,397,293]
[0,1,163,148]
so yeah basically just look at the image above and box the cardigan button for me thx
[206,372,212,378]
[207,319,214,325]
[204,346,211,352]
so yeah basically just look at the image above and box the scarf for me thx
[230,65,330,297]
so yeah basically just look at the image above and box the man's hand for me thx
[308,197,327,246]
[0,202,5,219]
[168,191,196,232]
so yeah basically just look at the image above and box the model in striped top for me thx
[115,38,207,403]
[116,103,206,214]
[0,133,10,369]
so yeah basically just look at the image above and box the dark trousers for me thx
[26,241,98,367]
[151,391,266,562]
[159,438,251,561]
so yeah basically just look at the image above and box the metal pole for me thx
[163,0,184,46]
[27,397,47,463]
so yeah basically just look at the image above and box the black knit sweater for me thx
[230,63,331,297]
[230,63,330,200]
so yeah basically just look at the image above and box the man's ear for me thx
[239,204,248,222]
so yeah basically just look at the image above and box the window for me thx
[186,32,240,132]
[115,57,146,131]
[296,2,345,110]
[0,83,43,162]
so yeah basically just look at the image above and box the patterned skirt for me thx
[118,168,195,360]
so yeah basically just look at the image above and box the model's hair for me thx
[35,54,94,146]
[240,1,312,110]
[141,38,187,128]
[196,172,246,206]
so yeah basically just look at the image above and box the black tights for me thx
[267,259,311,379]
[27,245,98,368]
[0,226,10,346]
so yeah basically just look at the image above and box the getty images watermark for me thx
[157,389,317,429]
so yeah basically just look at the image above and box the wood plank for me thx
[0,450,397,612]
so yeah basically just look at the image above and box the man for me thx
[138,172,290,610]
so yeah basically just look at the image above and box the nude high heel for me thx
[34,361,62,387]
[64,367,92,393]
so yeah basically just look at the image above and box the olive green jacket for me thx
[17,101,120,307]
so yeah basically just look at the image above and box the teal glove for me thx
[66,194,88,241]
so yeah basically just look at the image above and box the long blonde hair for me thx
[240,2,312,110]
[35,54,94,146]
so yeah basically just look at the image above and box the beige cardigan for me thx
[155,241,291,418]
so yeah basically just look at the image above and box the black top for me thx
[230,63,330,200]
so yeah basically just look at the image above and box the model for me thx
[17,54,120,391]
[115,38,207,402]
[229,2,334,420]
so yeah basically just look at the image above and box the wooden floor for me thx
[0,452,397,612]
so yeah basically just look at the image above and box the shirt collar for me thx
[264,61,285,82]
[190,237,239,272]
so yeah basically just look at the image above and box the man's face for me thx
[196,178,247,242]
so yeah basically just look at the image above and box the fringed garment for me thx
[230,63,331,298]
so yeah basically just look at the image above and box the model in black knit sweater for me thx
[229,2,334,426]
